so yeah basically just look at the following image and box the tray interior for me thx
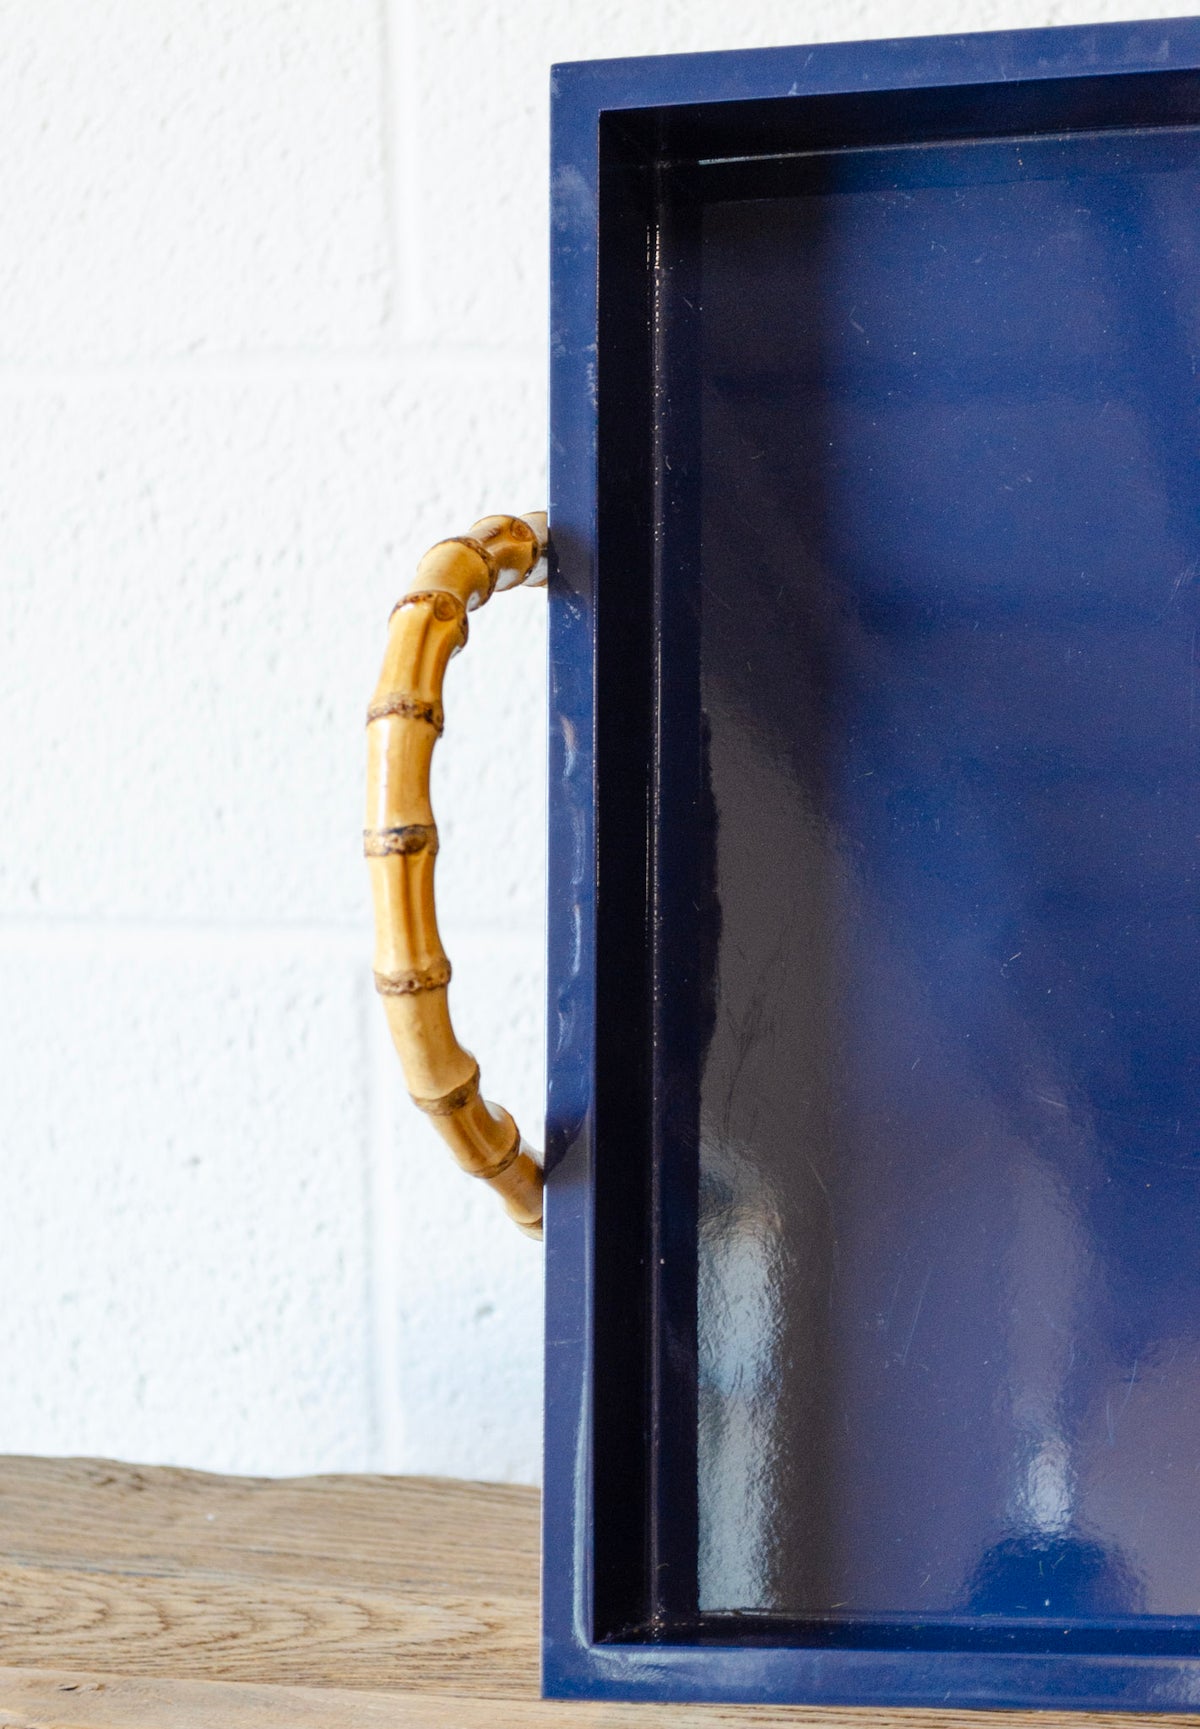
[593,67,1200,1651]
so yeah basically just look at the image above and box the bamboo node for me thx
[366,694,445,734]
[374,959,452,996]
[363,824,438,859]
[389,589,469,645]
[470,1121,523,1183]
[410,1062,481,1117]
[442,535,500,603]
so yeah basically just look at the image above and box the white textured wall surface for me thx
[0,0,1183,1483]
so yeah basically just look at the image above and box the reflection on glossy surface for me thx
[692,129,1200,1619]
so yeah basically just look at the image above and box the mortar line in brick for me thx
[387,0,424,342]
[361,968,404,1466]
[0,344,544,393]
[366,989,406,1471]
[376,0,401,339]
[0,918,542,954]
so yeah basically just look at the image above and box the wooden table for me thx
[0,1458,1190,1727]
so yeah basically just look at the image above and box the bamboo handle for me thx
[365,513,548,1239]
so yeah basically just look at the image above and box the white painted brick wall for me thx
[0,0,1182,1483]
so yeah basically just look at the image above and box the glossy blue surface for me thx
[546,15,1200,1710]
[696,127,1200,1623]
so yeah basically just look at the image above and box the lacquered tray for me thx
[544,16,1200,1712]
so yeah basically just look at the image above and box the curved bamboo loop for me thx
[365,513,548,1238]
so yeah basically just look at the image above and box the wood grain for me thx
[1,1671,1198,1729]
[0,1459,1195,1728]
[0,1457,536,1695]
[0,1457,538,1597]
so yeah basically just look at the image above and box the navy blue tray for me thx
[544,17,1200,1711]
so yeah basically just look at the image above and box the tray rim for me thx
[542,13,1200,1710]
